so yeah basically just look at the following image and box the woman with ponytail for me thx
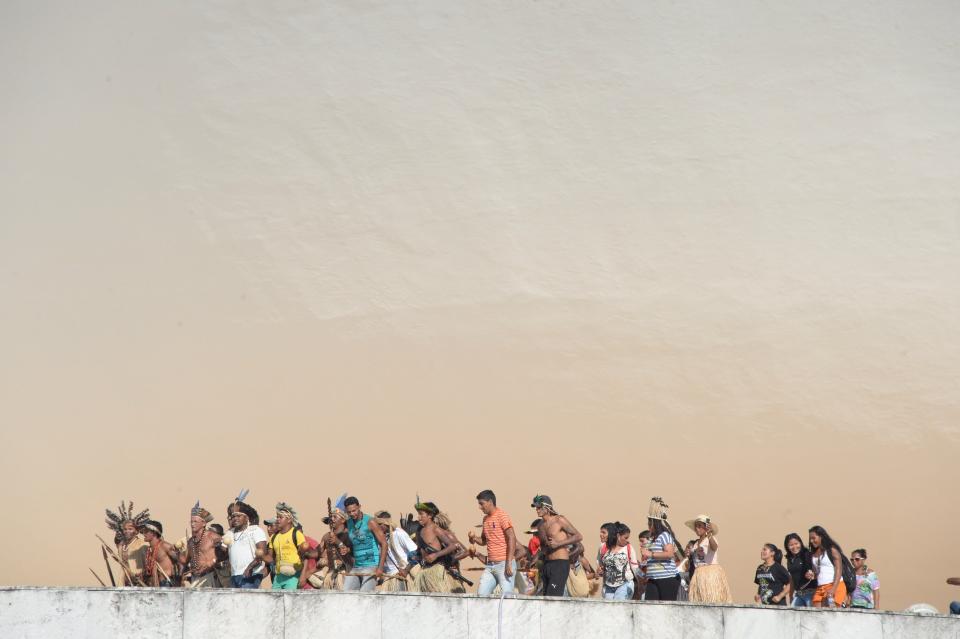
[754,543,790,605]
[598,522,640,600]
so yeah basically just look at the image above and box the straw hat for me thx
[684,514,719,535]
[374,510,396,529]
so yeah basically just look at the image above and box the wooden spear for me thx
[101,546,116,587]
[89,568,107,587]
[97,535,145,586]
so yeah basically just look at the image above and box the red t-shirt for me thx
[528,536,540,556]
[300,536,320,589]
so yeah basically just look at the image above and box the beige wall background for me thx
[1,0,958,610]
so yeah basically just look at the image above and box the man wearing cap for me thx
[342,496,388,592]
[531,495,583,597]
[468,489,517,596]
[180,502,223,588]
[142,520,179,587]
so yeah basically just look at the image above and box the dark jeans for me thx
[231,574,264,589]
[542,559,570,597]
[645,576,680,601]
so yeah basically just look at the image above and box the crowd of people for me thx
[99,493,886,610]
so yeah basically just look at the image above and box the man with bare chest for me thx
[180,503,222,588]
[411,502,460,593]
[531,495,583,597]
[142,521,179,586]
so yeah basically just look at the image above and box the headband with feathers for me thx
[104,500,151,544]
[192,500,214,523]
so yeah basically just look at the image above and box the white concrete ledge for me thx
[1,588,957,638]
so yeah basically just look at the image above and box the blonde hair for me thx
[434,512,453,530]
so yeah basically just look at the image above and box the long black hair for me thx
[784,532,810,560]
[602,522,621,553]
[647,517,677,542]
[648,518,685,561]
[808,525,843,558]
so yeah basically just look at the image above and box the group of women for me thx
[594,498,734,604]
[759,527,880,609]
[591,498,880,609]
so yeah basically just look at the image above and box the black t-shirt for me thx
[786,553,816,591]
[755,563,791,605]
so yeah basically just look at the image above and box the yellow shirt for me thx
[271,528,304,572]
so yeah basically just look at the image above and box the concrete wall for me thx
[1,588,957,639]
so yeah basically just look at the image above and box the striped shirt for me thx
[645,531,678,579]
[482,508,514,562]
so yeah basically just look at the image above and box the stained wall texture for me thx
[1,1,958,611]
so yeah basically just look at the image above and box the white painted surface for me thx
[1,589,958,639]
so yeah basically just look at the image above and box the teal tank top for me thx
[348,514,380,568]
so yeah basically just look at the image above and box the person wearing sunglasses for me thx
[849,549,880,609]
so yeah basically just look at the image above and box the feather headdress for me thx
[229,489,260,525]
[104,500,151,544]
[275,502,299,526]
[648,496,669,521]
[191,500,214,523]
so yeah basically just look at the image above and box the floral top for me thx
[851,571,879,608]
[600,544,639,588]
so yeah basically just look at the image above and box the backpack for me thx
[840,554,856,595]
[271,527,303,554]
[626,544,645,601]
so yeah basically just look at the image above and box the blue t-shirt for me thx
[347,514,381,568]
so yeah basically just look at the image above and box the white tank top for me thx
[814,551,835,585]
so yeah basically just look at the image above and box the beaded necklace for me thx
[189,530,206,574]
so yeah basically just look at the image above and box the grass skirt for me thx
[412,563,452,593]
[378,574,409,592]
[688,564,733,603]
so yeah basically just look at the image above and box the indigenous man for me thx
[411,502,460,593]
[342,496,388,592]
[303,509,351,590]
[180,502,222,588]
[531,495,583,597]
[264,502,311,590]
[104,501,151,586]
[468,489,517,596]
[375,511,417,592]
[226,500,268,589]
[141,520,179,587]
